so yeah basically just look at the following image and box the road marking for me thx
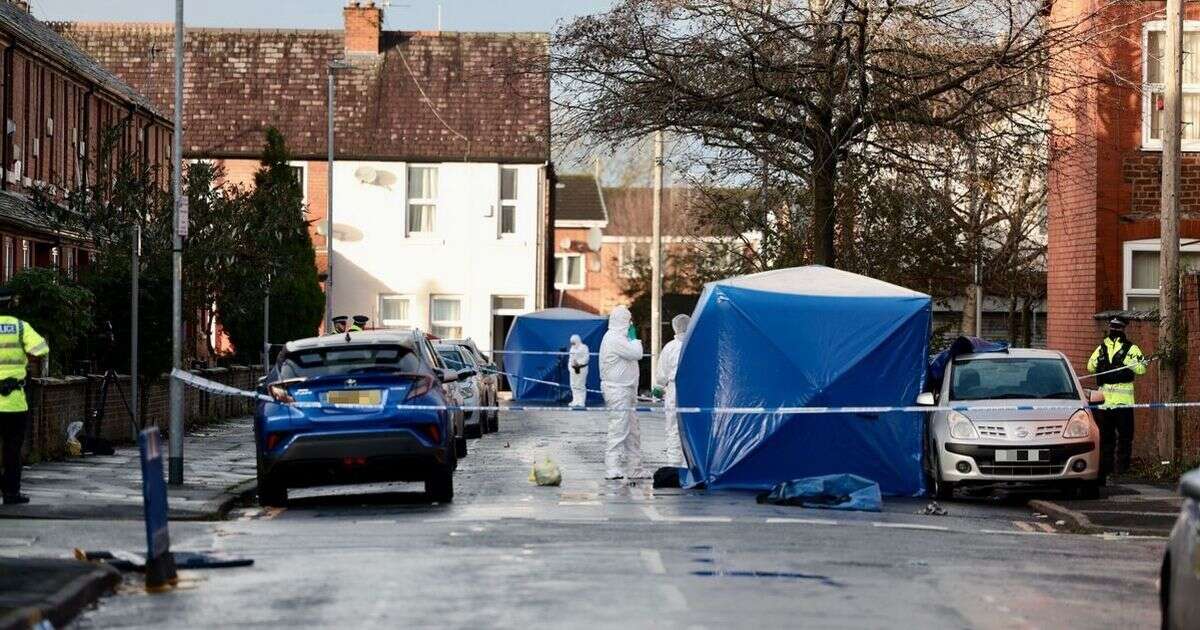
[1013,521,1036,533]
[979,529,1053,536]
[660,584,688,611]
[765,517,839,526]
[871,522,949,532]
[641,549,667,575]
[558,501,602,506]
[640,506,731,523]
[641,506,665,522]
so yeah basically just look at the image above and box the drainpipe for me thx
[2,42,14,192]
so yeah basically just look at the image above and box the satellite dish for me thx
[317,222,364,242]
[354,165,378,185]
[374,169,398,188]
[586,227,603,252]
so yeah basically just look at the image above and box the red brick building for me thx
[1048,1,1200,364]
[0,2,172,281]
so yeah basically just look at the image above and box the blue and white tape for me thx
[171,369,1200,416]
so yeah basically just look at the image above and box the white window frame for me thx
[498,166,519,237]
[406,164,439,236]
[20,240,30,269]
[1142,20,1200,151]
[491,295,528,315]
[554,253,586,290]
[430,295,464,338]
[617,238,649,279]
[287,161,308,208]
[1122,238,1200,308]
[378,294,414,329]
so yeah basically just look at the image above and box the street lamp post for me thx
[326,60,350,331]
[168,0,185,485]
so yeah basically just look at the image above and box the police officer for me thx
[331,315,349,334]
[1087,316,1146,482]
[0,288,49,505]
[351,315,368,332]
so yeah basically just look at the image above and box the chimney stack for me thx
[344,0,383,56]
[8,1,30,13]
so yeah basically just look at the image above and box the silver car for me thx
[917,348,1101,500]
[445,338,499,433]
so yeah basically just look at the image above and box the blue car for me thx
[254,329,475,505]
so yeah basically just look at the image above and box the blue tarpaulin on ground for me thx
[756,474,883,512]
[504,308,606,404]
[676,266,931,496]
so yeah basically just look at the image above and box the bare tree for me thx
[551,0,1108,267]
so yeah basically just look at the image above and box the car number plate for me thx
[995,449,1048,463]
[324,390,382,407]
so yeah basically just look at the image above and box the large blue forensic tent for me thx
[504,308,606,404]
[676,266,932,496]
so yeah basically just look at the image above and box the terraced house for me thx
[0,1,172,280]
[55,0,552,353]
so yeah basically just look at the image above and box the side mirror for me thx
[915,392,936,406]
[1087,389,1105,404]
[437,369,459,384]
[458,369,477,379]
[257,376,267,388]
[1181,469,1200,501]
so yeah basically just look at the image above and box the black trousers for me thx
[1097,407,1135,478]
[0,410,27,497]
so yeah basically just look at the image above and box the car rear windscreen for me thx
[279,345,422,379]
[437,348,472,370]
[950,357,1078,401]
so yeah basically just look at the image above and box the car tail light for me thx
[264,433,287,451]
[406,375,435,401]
[423,423,441,444]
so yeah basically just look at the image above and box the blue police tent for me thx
[676,266,931,496]
[504,308,606,404]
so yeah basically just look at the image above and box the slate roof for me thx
[0,4,162,117]
[51,23,550,162]
[0,190,89,242]
[554,174,607,224]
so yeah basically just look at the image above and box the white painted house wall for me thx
[326,160,542,350]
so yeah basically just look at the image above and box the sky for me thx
[31,0,614,33]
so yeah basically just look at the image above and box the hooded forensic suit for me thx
[655,314,690,467]
[600,306,644,479]
[568,334,590,407]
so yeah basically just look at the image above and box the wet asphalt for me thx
[7,408,1165,629]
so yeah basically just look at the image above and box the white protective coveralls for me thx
[600,305,644,479]
[655,314,690,467]
[568,334,590,407]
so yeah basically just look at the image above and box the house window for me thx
[65,247,76,278]
[407,166,438,234]
[1143,23,1200,149]
[430,296,463,339]
[20,240,30,269]
[2,237,11,281]
[491,295,526,312]
[618,240,648,278]
[287,162,307,206]
[499,167,518,235]
[554,253,585,289]
[1123,239,1200,310]
[379,294,413,328]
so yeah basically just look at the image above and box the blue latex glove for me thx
[627,324,638,340]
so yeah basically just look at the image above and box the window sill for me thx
[1140,144,1200,152]
[554,285,586,291]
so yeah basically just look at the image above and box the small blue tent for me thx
[676,266,931,496]
[504,308,606,404]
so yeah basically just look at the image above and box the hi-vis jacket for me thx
[0,315,48,412]
[1086,336,1146,408]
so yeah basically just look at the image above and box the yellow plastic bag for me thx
[529,457,562,486]
[65,421,83,458]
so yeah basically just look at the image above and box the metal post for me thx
[1159,0,1184,462]
[262,276,270,372]
[650,131,664,377]
[168,0,184,485]
[130,223,139,441]
[326,68,336,333]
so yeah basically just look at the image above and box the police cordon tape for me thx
[491,349,653,357]
[170,368,1200,416]
[1075,355,1159,381]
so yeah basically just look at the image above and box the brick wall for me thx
[13,365,263,464]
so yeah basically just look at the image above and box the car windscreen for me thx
[278,345,422,379]
[950,357,1079,401]
[436,348,471,370]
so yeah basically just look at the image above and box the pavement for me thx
[1030,481,1182,537]
[0,406,1162,629]
[0,558,120,630]
[0,417,256,521]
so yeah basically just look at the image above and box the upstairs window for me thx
[1144,23,1200,149]
[407,166,438,234]
[499,167,518,235]
[1124,239,1200,310]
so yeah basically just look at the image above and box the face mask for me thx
[1108,331,1123,341]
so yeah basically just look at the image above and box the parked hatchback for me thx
[917,348,1101,499]
[436,343,490,438]
[445,338,500,433]
[254,329,474,506]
